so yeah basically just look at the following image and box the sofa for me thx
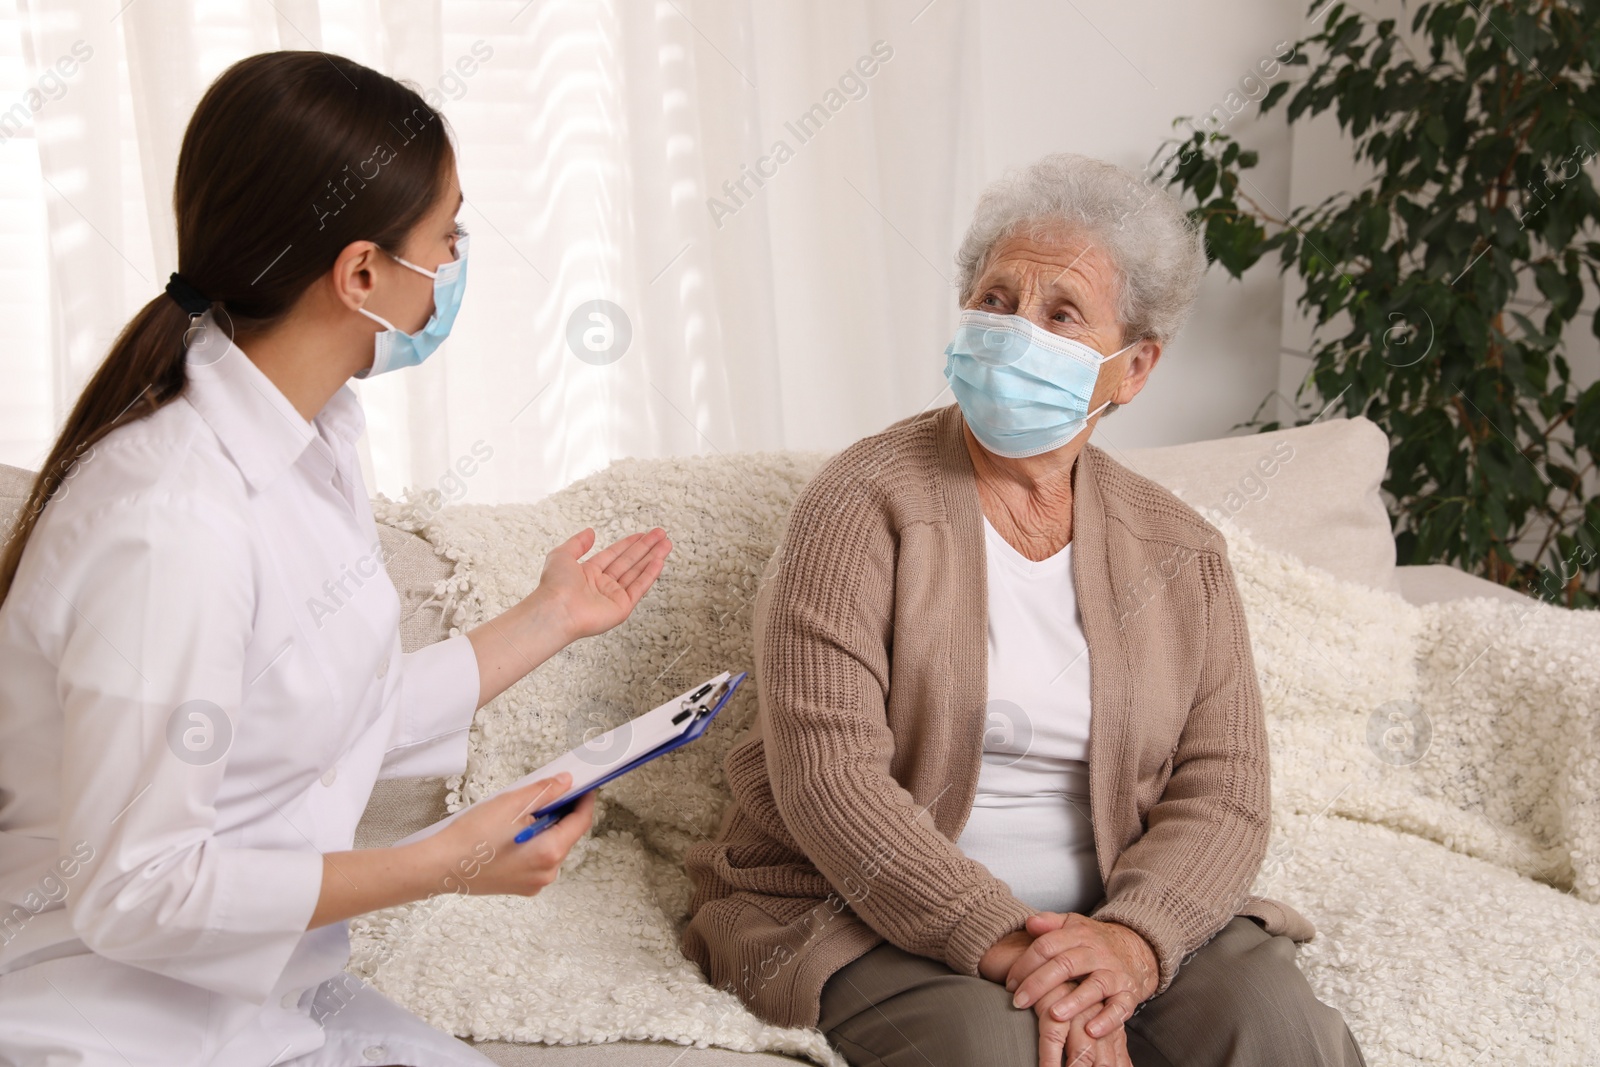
[0,413,1574,1066]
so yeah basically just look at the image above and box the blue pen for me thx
[513,807,567,844]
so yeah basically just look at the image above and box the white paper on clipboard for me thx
[393,671,734,847]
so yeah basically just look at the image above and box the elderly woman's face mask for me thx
[943,309,1133,459]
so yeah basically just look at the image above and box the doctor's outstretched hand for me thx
[538,527,673,639]
[467,526,672,708]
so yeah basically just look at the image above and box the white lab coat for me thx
[0,312,497,1066]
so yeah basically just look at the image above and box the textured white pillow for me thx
[1112,417,1399,592]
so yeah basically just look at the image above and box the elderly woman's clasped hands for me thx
[980,912,1160,1067]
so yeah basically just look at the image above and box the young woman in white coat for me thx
[0,51,672,1066]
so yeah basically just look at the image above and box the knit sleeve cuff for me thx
[945,890,1038,977]
[1089,895,1193,997]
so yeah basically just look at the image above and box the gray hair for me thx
[954,153,1207,344]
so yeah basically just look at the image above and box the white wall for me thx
[973,0,1315,451]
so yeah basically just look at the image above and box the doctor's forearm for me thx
[308,837,458,929]
[465,588,578,708]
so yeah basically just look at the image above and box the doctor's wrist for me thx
[508,585,582,651]
[408,834,483,901]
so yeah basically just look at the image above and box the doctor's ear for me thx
[328,240,385,313]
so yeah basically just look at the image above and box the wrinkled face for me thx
[963,222,1126,357]
[961,221,1159,422]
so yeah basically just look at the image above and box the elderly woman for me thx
[682,153,1367,1067]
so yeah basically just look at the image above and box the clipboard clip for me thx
[670,679,729,727]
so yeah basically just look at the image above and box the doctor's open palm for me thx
[540,526,673,639]
[467,526,673,713]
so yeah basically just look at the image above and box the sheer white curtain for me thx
[12,0,982,503]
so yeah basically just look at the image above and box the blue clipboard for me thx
[513,671,747,843]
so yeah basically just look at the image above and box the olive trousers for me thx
[816,916,1368,1067]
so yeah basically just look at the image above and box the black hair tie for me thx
[164,272,212,315]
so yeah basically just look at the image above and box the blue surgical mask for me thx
[943,308,1132,458]
[354,234,469,378]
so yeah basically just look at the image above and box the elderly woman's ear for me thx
[1104,336,1163,412]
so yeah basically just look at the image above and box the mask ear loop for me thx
[388,235,467,281]
[355,242,428,332]
[1087,337,1145,419]
[388,253,439,280]
[364,240,463,327]
[1094,337,1141,363]
[357,305,398,331]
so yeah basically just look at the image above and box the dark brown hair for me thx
[0,50,455,605]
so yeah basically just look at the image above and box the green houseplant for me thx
[1156,0,1600,606]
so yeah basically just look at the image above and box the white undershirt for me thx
[954,515,1103,915]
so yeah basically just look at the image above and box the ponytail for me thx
[0,296,193,603]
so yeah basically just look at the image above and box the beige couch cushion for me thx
[0,463,34,539]
[1395,563,1532,605]
[1117,416,1399,592]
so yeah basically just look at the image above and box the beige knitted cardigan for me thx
[682,402,1315,1030]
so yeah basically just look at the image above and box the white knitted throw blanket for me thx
[357,450,1600,1066]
